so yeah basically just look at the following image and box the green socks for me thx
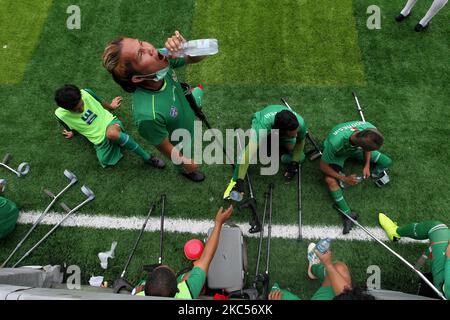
[118,132,150,161]
[397,221,447,241]
[330,189,351,215]
[372,153,393,176]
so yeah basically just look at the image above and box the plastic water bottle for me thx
[160,39,219,58]
[339,175,363,189]
[315,238,332,254]
[229,190,243,202]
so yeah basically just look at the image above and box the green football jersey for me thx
[321,121,377,165]
[132,58,196,147]
[55,89,114,145]
[252,104,307,142]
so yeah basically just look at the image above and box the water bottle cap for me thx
[158,48,170,57]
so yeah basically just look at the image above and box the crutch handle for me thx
[2,154,11,164]
[44,189,56,198]
[60,202,71,213]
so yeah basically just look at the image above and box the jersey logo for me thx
[81,109,98,124]
[171,70,178,82]
[169,106,178,118]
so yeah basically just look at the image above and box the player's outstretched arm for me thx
[194,206,233,274]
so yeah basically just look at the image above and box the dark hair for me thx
[274,110,299,131]
[103,37,141,93]
[355,128,384,151]
[54,84,82,110]
[144,266,178,297]
[333,287,375,300]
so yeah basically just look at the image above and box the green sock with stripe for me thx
[397,221,446,240]
[118,132,150,161]
[330,189,351,215]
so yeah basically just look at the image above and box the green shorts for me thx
[0,196,19,239]
[94,118,124,168]
[327,149,383,169]
[311,285,336,300]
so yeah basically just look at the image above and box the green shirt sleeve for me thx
[169,58,186,69]
[321,139,337,164]
[185,266,206,299]
[137,119,168,146]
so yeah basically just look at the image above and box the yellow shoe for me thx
[378,213,401,242]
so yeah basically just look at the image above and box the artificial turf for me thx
[0,0,449,296]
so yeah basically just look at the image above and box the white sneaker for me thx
[307,242,320,279]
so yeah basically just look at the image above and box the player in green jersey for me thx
[225,105,307,198]
[132,205,233,298]
[379,213,450,299]
[102,31,209,182]
[268,244,374,300]
[320,121,392,234]
[54,84,165,169]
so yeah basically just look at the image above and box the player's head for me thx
[333,286,375,300]
[144,265,178,297]
[102,37,169,93]
[354,128,384,151]
[274,110,299,138]
[54,84,84,112]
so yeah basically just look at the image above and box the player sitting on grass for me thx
[320,121,392,234]
[379,213,450,299]
[133,205,233,299]
[225,105,307,199]
[54,84,165,169]
[269,243,374,300]
[0,180,19,240]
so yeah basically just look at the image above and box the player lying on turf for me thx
[54,84,165,169]
[320,121,392,234]
[379,213,450,299]
[268,243,374,300]
[133,205,233,299]
[225,105,307,199]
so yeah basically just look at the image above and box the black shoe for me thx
[333,204,358,234]
[181,170,205,182]
[145,156,165,169]
[350,211,359,221]
[414,23,428,32]
[395,13,409,22]
[342,216,354,235]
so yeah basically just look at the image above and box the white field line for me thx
[17,211,428,244]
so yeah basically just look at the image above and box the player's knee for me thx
[334,261,349,274]
[334,261,351,281]
[325,176,339,188]
[106,125,121,141]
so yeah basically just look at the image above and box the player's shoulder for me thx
[55,107,69,118]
